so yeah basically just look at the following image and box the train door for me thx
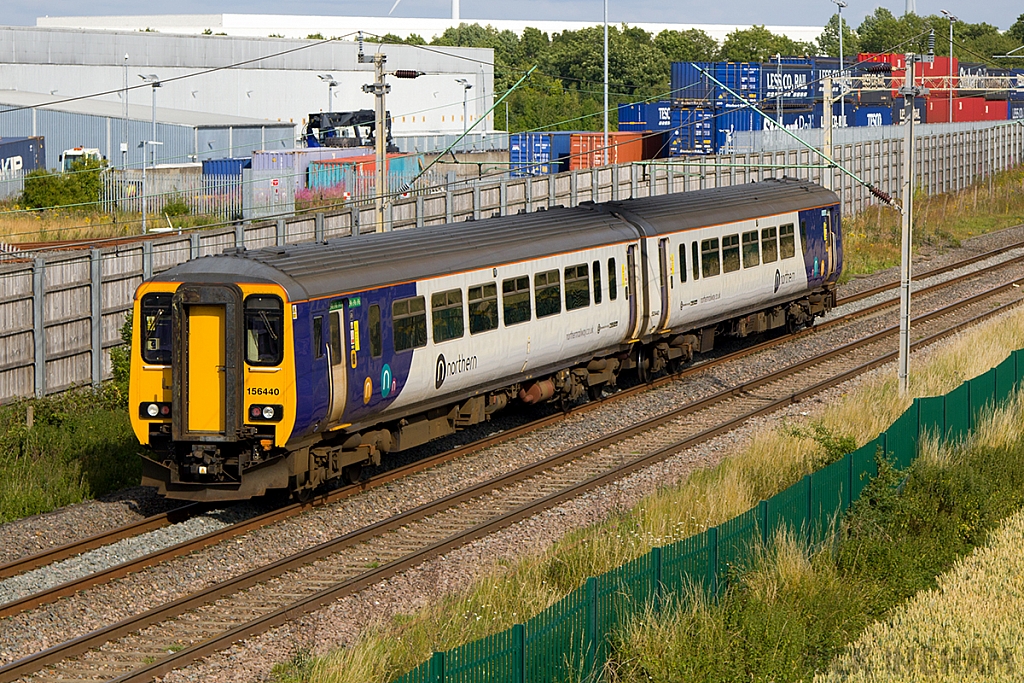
[326,300,348,424]
[823,209,838,279]
[626,245,640,339]
[656,238,671,332]
[172,283,243,441]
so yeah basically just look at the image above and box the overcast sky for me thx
[10,1,1022,32]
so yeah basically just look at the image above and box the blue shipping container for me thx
[509,132,552,177]
[0,136,45,173]
[892,98,927,125]
[202,157,252,176]
[668,108,714,156]
[852,105,892,127]
[714,62,761,105]
[1012,71,1024,97]
[509,132,575,177]
[670,62,715,102]
[760,63,814,105]
[1010,99,1024,120]
[714,107,764,153]
[617,101,675,131]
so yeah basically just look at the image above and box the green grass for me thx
[841,166,1024,280]
[0,386,141,524]
[608,393,1024,683]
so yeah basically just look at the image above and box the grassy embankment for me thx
[840,166,1024,279]
[273,278,1024,681]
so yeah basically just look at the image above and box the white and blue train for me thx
[129,178,842,501]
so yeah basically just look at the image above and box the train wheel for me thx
[293,486,314,504]
[342,463,364,485]
[635,346,652,384]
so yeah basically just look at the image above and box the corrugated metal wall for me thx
[0,119,1021,403]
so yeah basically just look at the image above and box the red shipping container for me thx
[569,132,643,170]
[889,57,957,99]
[925,97,1008,123]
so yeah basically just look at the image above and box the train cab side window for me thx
[678,244,687,283]
[393,296,427,351]
[244,295,284,366]
[701,238,721,277]
[742,231,760,268]
[761,227,778,263]
[502,276,531,326]
[607,259,617,301]
[369,304,382,358]
[722,234,740,273]
[432,289,464,343]
[535,270,561,318]
[313,316,324,359]
[141,293,173,364]
[564,264,590,311]
[780,224,796,259]
[691,242,700,281]
[469,283,498,334]
[592,261,602,304]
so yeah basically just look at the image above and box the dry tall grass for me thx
[289,304,1024,683]
[816,483,1024,682]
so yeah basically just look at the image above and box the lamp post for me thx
[122,54,129,170]
[138,74,161,167]
[941,10,957,124]
[138,140,163,234]
[832,0,847,126]
[603,0,608,158]
[456,78,473,135]
[318,73,338,113]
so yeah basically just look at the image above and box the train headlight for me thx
[248,404,283,422]
[251,406,262,418]
[139,402,172,420]
[262,406,275,420]
[147,403,159,417]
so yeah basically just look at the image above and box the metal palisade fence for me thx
[393,350,1024,683]
[0,119,1022,403]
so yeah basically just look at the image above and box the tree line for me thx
[374,9,1024,132]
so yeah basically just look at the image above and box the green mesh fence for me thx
[391,354,1017,683]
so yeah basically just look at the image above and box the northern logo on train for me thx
[435,354,447,389]
[774,269,781,294]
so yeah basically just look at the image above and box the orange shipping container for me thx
[569,132,644,170]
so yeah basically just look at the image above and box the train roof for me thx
[160,178,837,301]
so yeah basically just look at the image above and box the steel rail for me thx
[4,271,1023,683]
[3,241,1022,618]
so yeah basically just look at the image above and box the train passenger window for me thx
[564,264,590,311]
[722,234,740,273]
[701,238,720,278]
[329,312,343,366]
[369,304,382,358]
[469,283,498,334]
[535,270,561,318]
[244,295,284,366]
[313,315,324,359]
[761,227,778,263]
[780,224,796,259]
[607,259,617,301]
[393,296,427,351]
[677,244,687,283]
[742,231,759,268]
[141,293,173,364]
[691,243,700,281]
[502,276,531,326]
[432,289,464,343]
[592,261,602,304]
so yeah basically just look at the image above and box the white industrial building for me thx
[0,26,497,160]
[36,13,825,46]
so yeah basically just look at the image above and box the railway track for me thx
[3,251,1024,683]
[4,235,1020,620]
